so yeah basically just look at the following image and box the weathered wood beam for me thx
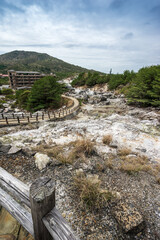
[43,207,79,240]
[0,167,30,207]
[0,187,34,236]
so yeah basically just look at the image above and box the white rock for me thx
[34,153,50,170]
[8,146,21,154]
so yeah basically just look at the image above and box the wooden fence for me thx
[0,167,79,240]
[0,96,79,127]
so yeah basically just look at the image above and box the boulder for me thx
[113,201,145,233]
[34,153,50,170]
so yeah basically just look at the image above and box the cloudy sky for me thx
[0,0,160,73]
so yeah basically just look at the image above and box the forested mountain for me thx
[0,50,89,74]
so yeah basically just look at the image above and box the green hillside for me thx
[0,50,89,74]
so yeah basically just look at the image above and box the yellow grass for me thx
[102,135,112,145]
[119,155,151,175]
[71,138,95,156]
[118,148,132,156]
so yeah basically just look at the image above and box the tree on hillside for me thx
[126,66,160,106]
[27,76,65,112]
[16,89,31,108]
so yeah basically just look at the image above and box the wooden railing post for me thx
[42,112,44,120]
[5,117,8,125]
[17,116,20,124]
[30,177,55,240]
[36,113,38,122]
[48,111,50,120]
[27,116,30,123]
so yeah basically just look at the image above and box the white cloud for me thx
[0,2,159,73]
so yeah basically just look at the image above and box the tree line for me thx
[71,65,160,107]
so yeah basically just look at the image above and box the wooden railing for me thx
[0,167,79,240]
[0,95,79,127]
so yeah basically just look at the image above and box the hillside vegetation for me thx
[72,65,160,107]
[0,50,89,74]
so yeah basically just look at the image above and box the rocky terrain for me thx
[0,85,160,240]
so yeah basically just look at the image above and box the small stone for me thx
[34,153,51,170]
[8,146,21,155]
[62,213,66,218]
[109,143,118,148]
[75,169,84,176]
[136,148,147,153]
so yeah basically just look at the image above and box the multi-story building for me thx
[8,70,46,89]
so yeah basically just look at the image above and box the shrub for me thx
[5,94,16,100]
[74,173,113,209]
[1,88,13,95]
[0,77,9,86]
[126,65,160,107]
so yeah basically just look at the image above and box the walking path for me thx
[0,95,79,127]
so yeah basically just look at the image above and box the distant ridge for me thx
[0,50,90,74]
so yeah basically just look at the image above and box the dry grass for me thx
[106,158,114,169]
[32,139,93,165]
[32,144,63,158]
[102,134,112,145]
[32,144,75,164]
[56,151,75,165]
[73,173,113,209]
[118,147,132,157]
[72,138,95,157]
[119,155,151,175]
[156,177,160,184]
[152,163,160,175]
[106,149,160,181]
